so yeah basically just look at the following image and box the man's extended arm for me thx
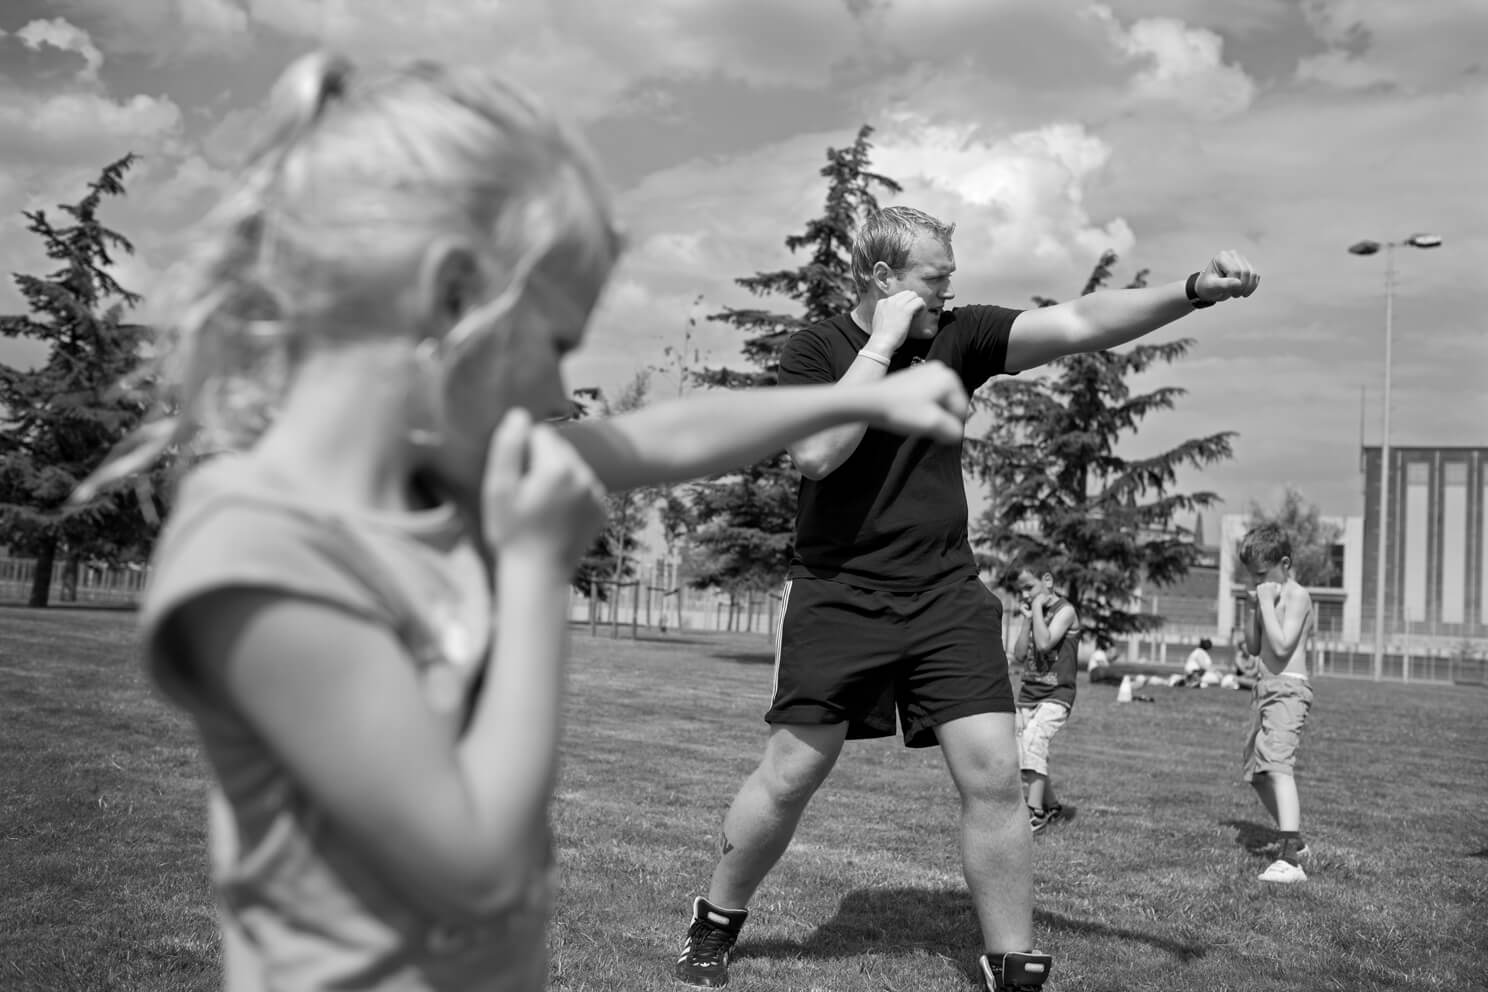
[1004,251,1259,373]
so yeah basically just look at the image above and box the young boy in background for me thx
[1012,564,1079,834]
[1238,523,1316,883]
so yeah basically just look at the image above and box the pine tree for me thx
[677,125,901,592]
[967,250,1237,648]
[0,154,158,606]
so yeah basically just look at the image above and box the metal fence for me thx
[5,551,1486,685]
[1121,628,1487,687]
[568,580,779,638]
[0,556,146,607]
[1311,641,1487,686]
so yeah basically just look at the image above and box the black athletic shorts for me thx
[765,574,1013,748]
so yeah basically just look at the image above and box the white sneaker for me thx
[1258,859,1307,883]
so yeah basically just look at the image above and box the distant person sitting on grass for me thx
[1238,523,1316,884]
[1012,562,1079,834]
[1183,638,1214,686]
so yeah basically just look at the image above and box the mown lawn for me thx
[3,606,1485,991]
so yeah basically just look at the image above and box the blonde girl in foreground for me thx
[81,53,969,991]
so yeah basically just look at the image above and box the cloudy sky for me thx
[1,0,1484,535]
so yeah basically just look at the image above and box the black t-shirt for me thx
[777,304,1020,591]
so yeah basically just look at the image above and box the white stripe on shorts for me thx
[771,580,792,702]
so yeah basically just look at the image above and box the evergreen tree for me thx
[678,125,901,592]
[0,154,158,606]
[967,251,1237,648]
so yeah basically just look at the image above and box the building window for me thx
[1442,461,1467,624]
[1327,543,1346,589]
[1403,460,1429,624]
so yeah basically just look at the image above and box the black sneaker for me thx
[1030,804,1064,835]
[980,950,1053,991]
[675,897,747,988]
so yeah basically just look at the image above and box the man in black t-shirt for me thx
[675,206,1260,992]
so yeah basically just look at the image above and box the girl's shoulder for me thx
[140,455,486,710]
[145,456,385,617]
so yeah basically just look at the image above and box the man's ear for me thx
[414,238,482,338]
[872,259,895,293]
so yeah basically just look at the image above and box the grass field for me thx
[2,605,1485,992]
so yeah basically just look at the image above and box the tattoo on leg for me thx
[720,832,735,856]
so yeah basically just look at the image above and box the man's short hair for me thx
[850,206,955,293]
[1238,522,1292,571]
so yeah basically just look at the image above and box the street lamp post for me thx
[1347,233,1442,682]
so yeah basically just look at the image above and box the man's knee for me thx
[963,754,1022,806]
[756,724,844,806]
[939,715,1022,805]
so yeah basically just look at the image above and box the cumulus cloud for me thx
[1087,5,1256,116]
[0,19,190,323]
[869,115,1136,282]
[0,17,180,164]
[15,18,104,82]
[0,89,183,163]
[52,0,251,56]
[571,109,1141,396]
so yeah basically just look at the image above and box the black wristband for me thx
[1186,272,1215,309]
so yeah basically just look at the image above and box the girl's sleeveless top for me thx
[138,454,552,992]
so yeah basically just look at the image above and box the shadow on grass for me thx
[1220,818,1280,855]
[745,885,1206,979]
[713,650,776,666]
[567,625,720,649]
[0,601,138,613]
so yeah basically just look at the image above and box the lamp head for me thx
[1348,240,1381,256]
[1404,233,1443,249]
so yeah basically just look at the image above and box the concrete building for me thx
[1360,445,1488,648]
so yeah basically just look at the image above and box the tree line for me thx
[1,137,1338,640]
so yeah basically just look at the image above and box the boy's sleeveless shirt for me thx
[138,455,552,992]
[1014,595,1079,708]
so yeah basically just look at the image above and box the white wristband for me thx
[858,348,892,368]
